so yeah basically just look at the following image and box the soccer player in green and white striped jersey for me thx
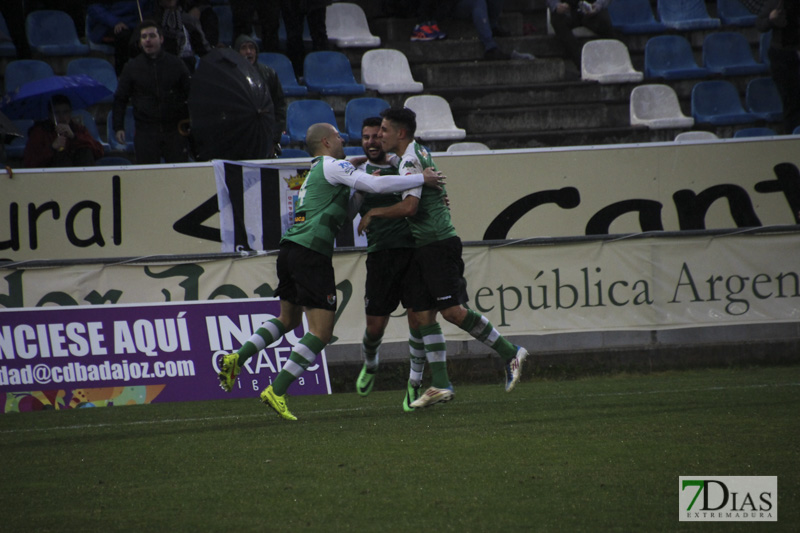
[350,117,427,409]
[358,107,529,409]
[216,122,445,420]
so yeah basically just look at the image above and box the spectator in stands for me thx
[235,34,287,157]
[0,0,30,58]
[453,0,512,59]
[87,1,153,76]
[281,0,331,78]
[153,0,212,73]
[23,94,104,168]
[757,0,800,133]
[113,19,191,164]
[185,0,221,48]
[547,0,617,69]
[410,0,450,41]
[231,0,281,53]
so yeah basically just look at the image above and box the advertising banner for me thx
[2,232,798,348]
[0,298,331,413]
[3,138,799,261]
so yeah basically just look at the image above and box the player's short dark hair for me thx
[137,19,163,37]
[380,107,416,138]
[361,116,382,130]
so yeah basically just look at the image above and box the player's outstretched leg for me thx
[458,309,528,392]
[409,322,454,408]
[260,385,297,421]
[356,329,381,396]
[218,318,287,392]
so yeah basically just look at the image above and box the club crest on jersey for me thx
[402,160,416,170]
[327,294,337,306]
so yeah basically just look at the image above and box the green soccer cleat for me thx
[402,380,421,412]
[356,364,376,397]
[260,385,297,421]
[409,385,454,409]
[217,353,241,392]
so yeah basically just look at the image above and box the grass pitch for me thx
[1,365,798,532]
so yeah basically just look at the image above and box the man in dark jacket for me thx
[235,33,287,156]
[757,0,800,133]
[113,19,191,164]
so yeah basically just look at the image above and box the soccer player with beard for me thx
[351,117,427,411]
[358,107,528,408]
[216,122,445,420]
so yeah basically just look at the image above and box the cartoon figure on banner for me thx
[281,169,308,234]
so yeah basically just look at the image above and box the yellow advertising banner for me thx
[2,232,798,346]
[2,138,799,262]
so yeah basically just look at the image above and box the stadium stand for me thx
[258,52,308,96]
[691,80,758,126]
[608,0,667,34]
[67,58,117,104]
[733,127,777,137]
[745,77,784,123]
[657,0,721,30]
[4,60,54,95]
[344,97,390,141]
[404,95,466,141]
[326,3,380,48]
[0,12,17,57]
[630,84,695,129]
[25,10,89,56]
[581,39,643,84]
[360,49,423,94]
[716,0,758,27]
[106,108,135,153]
[644,35,711,80]
[286,100,348,144]
[702,31,770,76]
[303,51,366,95]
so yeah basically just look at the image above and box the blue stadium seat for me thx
[733,127,777,138]
[344,97,390,141]
[73,109,110,151]
[794,126,800,135]
[212,5,234,47]
[278,148,311,159]
[286,100,348,145]
[343,146,364,156]
[95,156,132,166]
[0,12,17,57]
[25,10,89,56]
[85,14,114,55]
[760,30,772,67]
[67,58,118,104]
[644,35,710,80]
[657,0,721,30]
[258,52,308,96]
[303,51,366,95]
[717,0,757,27]
[691,80,758,125]
[703,32,770,76]
[4,59,54,95]
[608,0,667,34]
[107,108,135,153]
[745,77,783,122]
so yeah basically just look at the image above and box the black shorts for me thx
[274,241,337,311]
[404,236,468,312]
[364,247,414,316]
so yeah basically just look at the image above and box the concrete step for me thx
[458,100,632,133]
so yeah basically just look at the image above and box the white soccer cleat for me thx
[409,386,454,408]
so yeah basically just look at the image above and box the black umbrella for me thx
[188,48,274,161]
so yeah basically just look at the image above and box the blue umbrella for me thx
[0,74,113,121]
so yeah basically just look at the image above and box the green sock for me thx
[272,333,326,396]
[362,328,381,369]
[237,318,286,367]
[408,327,425,386]
[460,309,517,361]
[420,323,449,388]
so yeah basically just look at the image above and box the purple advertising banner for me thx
[0,299,331,413]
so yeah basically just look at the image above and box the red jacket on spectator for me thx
[23,119,104,168]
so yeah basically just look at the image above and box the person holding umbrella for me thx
[23,94,104,168]
[113,18,191,164]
